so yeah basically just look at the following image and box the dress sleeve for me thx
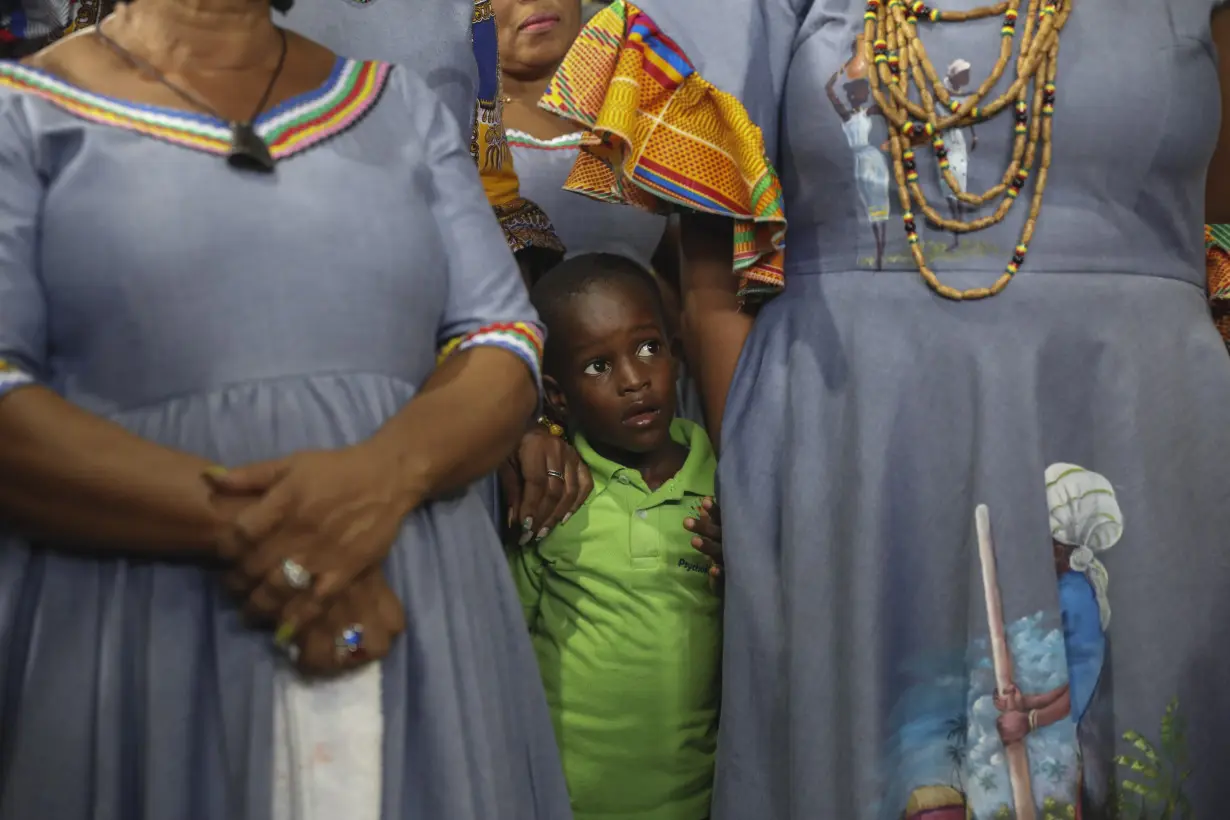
[471,2,565,265]
[539,0,802,301]
[0,89,47,398]
[403,71,544,392]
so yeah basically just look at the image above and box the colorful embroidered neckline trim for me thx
[506,129,585,150]
[0,58,392,162]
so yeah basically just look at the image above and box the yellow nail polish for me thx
[202,465,228,478]
[274,621,297,646]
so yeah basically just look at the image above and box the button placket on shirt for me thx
[613,468,660,570]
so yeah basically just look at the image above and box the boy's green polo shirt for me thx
[509,418,721,820]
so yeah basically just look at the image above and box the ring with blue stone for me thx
[334,623,365,662]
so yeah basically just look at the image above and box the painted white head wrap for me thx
[945,59,972,93]
[1045,463,1123,629]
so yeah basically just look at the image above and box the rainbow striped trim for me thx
[0,58,392,163]
[0,358,34,397]
[437,321,545,387]
[506,129,586,151]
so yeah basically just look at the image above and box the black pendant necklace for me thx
[94,22,288,173]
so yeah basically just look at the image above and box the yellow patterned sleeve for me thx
[539,0,787,301]
[472,0,565,262]
[476,116,566,260]
[1206,225,1230,347]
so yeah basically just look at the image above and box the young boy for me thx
[510,253,724,820]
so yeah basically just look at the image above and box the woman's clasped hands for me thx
[205,443,413,676]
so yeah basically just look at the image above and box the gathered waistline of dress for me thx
[780,255,1206,291]
[58,368,424,421]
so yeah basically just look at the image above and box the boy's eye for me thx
[637,340,661,358]
[583,360,610,376]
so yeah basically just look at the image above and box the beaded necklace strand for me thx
[863,0,1070,299]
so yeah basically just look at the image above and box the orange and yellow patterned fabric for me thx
[1207,225,1230,348]
[539,0,785,301]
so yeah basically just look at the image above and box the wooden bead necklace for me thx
[863,0,1071,299]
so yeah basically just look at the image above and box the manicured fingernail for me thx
[202,465,228,478]
[274,621,297,647]
[535,527,550,541]
[522,517,533,531]
[684,518,695,529]
[692,536,703,548]
[561,513,571,524]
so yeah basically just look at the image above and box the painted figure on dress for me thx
[827,34,891,270]
[940,59,977,248]
[994,464,1121,818]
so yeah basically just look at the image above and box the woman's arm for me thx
[371,345,536,505]
[0,86,234,556]
[1207,8,1230,222]
[678,212,755,448]
[1020,684,1068,713]
[378,71,548,504]
[825,73,852,122]
[0,386,235,554]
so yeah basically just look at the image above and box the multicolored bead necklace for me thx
[864,0,1070,299]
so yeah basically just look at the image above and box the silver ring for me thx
[335,624,365,661]
[281,558,312,591]
[545,469,565,481]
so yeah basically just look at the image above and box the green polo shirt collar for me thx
[573,418,715,504]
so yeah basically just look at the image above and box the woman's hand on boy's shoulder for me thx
[500,427,593,546]
[685,497,724,594]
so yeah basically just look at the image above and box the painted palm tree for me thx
[946,713,970,792]
[1041,759,1070,785]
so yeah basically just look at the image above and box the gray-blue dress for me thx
[547,0,1230,817]
[0,59,571,820]
[507,129,667,270]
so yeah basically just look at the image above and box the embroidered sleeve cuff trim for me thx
[437,321,545,393]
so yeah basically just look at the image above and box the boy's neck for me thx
[586,432,689,492]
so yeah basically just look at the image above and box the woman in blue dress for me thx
[284,0,593,546]
[541,0,1230,816]
[0,0,572,818]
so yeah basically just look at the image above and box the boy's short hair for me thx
[530,253,668,368]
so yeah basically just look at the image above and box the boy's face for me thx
[546,281,678,456]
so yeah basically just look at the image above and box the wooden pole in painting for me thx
[976,504,1036,820]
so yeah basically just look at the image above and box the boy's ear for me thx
[543,375,568,424]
